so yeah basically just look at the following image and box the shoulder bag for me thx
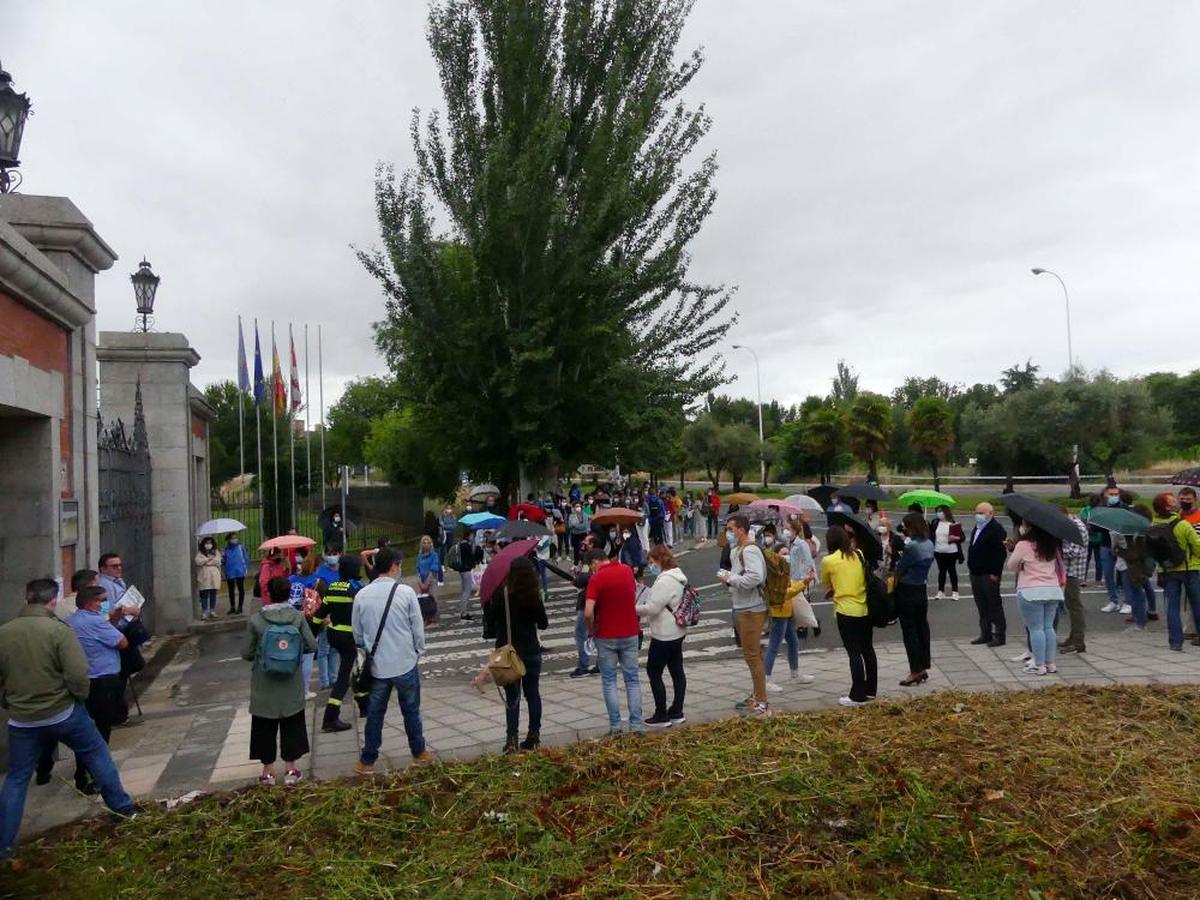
[351,581,400,697]
[487,587,526,688]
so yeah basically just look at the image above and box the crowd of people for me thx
[3,478,1200,859]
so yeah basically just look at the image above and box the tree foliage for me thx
[847,392,893,482]
[831,360,859,408]
[364,408,462,500]
[324,376,404,474]
[907,396,955,489]
[360,0,734,503]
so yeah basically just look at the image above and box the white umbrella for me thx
[196,517,247,537]
[469,483,501,501]
[783,494,824,513]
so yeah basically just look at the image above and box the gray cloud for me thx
[10,0,1198,417]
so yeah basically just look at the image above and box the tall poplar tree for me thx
[360,0,735,501]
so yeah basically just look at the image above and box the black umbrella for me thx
[497,520,551,541]
[826,510,884,563]
[1002,494,1086,546]
[1169,467,1200,487]
[838,481,893,502]
[806,485,841,510]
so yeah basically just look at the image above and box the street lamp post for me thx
[131,259,160,332]
[1030,267,1074,371]
[0,61,32,194]
[731,343,766,488]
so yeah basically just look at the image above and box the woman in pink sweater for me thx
[1005,524,1065,675]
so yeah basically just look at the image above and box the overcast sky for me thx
[9,1,1199,418]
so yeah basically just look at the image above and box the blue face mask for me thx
[647,562,662,577]
[975,513,988,527]
[725,530,735,544]
[1107,494,1120,506]
[324,555,338,566]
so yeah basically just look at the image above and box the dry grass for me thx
[5,685,1199,898]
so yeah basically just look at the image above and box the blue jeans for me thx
[1018,595,1059,666]
[316,630,338,688]
[763,616,799,676]
[360,666,425,765]
[1,704,134,855]
[1123,577,1149,627]
[574,611,592,670]
[595,636,643,731]
[1163,571,1200,649]
[504,653,542,737]
[301,652,315,692]
[1099,546,1118,602]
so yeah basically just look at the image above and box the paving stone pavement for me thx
[18,628,1200,842]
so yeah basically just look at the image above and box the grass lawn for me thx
[7,685,1199,898]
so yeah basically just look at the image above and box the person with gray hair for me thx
[0,579,136,858]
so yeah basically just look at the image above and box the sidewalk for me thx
[20,629,1200,842]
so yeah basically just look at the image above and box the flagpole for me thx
[318,324,326,509]
[271,321,280,534]
[237,315,245,477]
[288,323,297,531]
[304,323,312,501]
[254,318,264,542]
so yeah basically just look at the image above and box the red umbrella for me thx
[478,538,539,606]
[508,503,547,523]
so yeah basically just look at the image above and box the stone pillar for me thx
[97,333,202,633]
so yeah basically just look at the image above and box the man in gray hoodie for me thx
[718,514,770,715]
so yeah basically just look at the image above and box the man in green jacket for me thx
[1151,493,1200,651]
[0,579,135,858]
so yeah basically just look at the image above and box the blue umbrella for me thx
[460,512,506,529]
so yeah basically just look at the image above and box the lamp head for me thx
[731,343,743,349]
[1031,268,1046,275]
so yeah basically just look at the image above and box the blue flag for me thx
[253,322,266,406]
[237,316,250,393]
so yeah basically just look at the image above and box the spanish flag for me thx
[271,332,286,416]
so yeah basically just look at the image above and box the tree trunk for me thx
[868,458,879,483]
[732,473,742,491]
[680,469,685,491]
[932,458,941,492]
[1003,473,1015,494]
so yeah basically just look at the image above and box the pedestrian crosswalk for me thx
[417,581,823,679]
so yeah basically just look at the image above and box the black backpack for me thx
[1146,518,1186,568]
[858,551,895,627]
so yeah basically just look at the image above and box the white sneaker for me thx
[305,691,317,701]
[790,671,816,684]
[838,696,866,707]
[1124,624,1145,632]
[1010,650,1033,663]
[1022,663,1047,676]
[283,769,303,786]
[934,591,945,600]
[765,680,783,693]
[950,591,960,601]
[1100,602,1118,613]
[1118,604,1132,615]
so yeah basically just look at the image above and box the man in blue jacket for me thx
[647,489,666,546]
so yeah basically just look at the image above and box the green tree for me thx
[364,408,462,499]
[907,396,955,490]
[360,0,735,505]
[891,376,960,409]
[830,359,859,408]
[1069,374,1171,479]
[683,414,729,490]
[324,376,403,475]
[1001,359,1040,394]
[847,392,893,483]
[722,423,764,492]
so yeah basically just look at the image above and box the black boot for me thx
[322,705,351,733]
[519,730,540,751]
[503,733,519,754]
[987,633,1006,648]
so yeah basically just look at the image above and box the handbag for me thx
[351,581,400,697]
[790,590,819,630]
[859,551,895,628]
[487,587,526,688]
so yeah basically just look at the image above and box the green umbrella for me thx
[898,489,956,509]
[1085,506,1150,536]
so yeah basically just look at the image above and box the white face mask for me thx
[762,536,775,547]
[782,529,794,541]
[622,531,632,540]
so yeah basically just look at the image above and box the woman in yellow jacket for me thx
[820,525,876,707]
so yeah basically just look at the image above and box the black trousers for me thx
[70,675,125,788]
[895,583,931,673]
[969,574,1006,641]
[323,631,361,720]
[934,553,959,593]
[249,711,309,764]
[226,577,245,612]
[836,613,877,702]
[646,637,686,719]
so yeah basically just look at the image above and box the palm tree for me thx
[803,407,846,484]
[907,396,955,490]
[847,393,893,483]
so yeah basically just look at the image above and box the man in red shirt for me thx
[584,548,644,734]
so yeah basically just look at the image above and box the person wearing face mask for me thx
[895,514,936,685]
[1095,485,1129,613]
[635,544,690,727]
[618,526,645,576]
[568,502,590,563]
[223,533,250,615]
[760,525,815,692]
[967,502,1009,647]
[195,537,223,620]
[437,505,458,564]
[929,505,964,601]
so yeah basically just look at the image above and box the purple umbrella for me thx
[478,538,539,607]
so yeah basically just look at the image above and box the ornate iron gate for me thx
[97,384,154,628]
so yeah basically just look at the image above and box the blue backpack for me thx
[260,620,303,676]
